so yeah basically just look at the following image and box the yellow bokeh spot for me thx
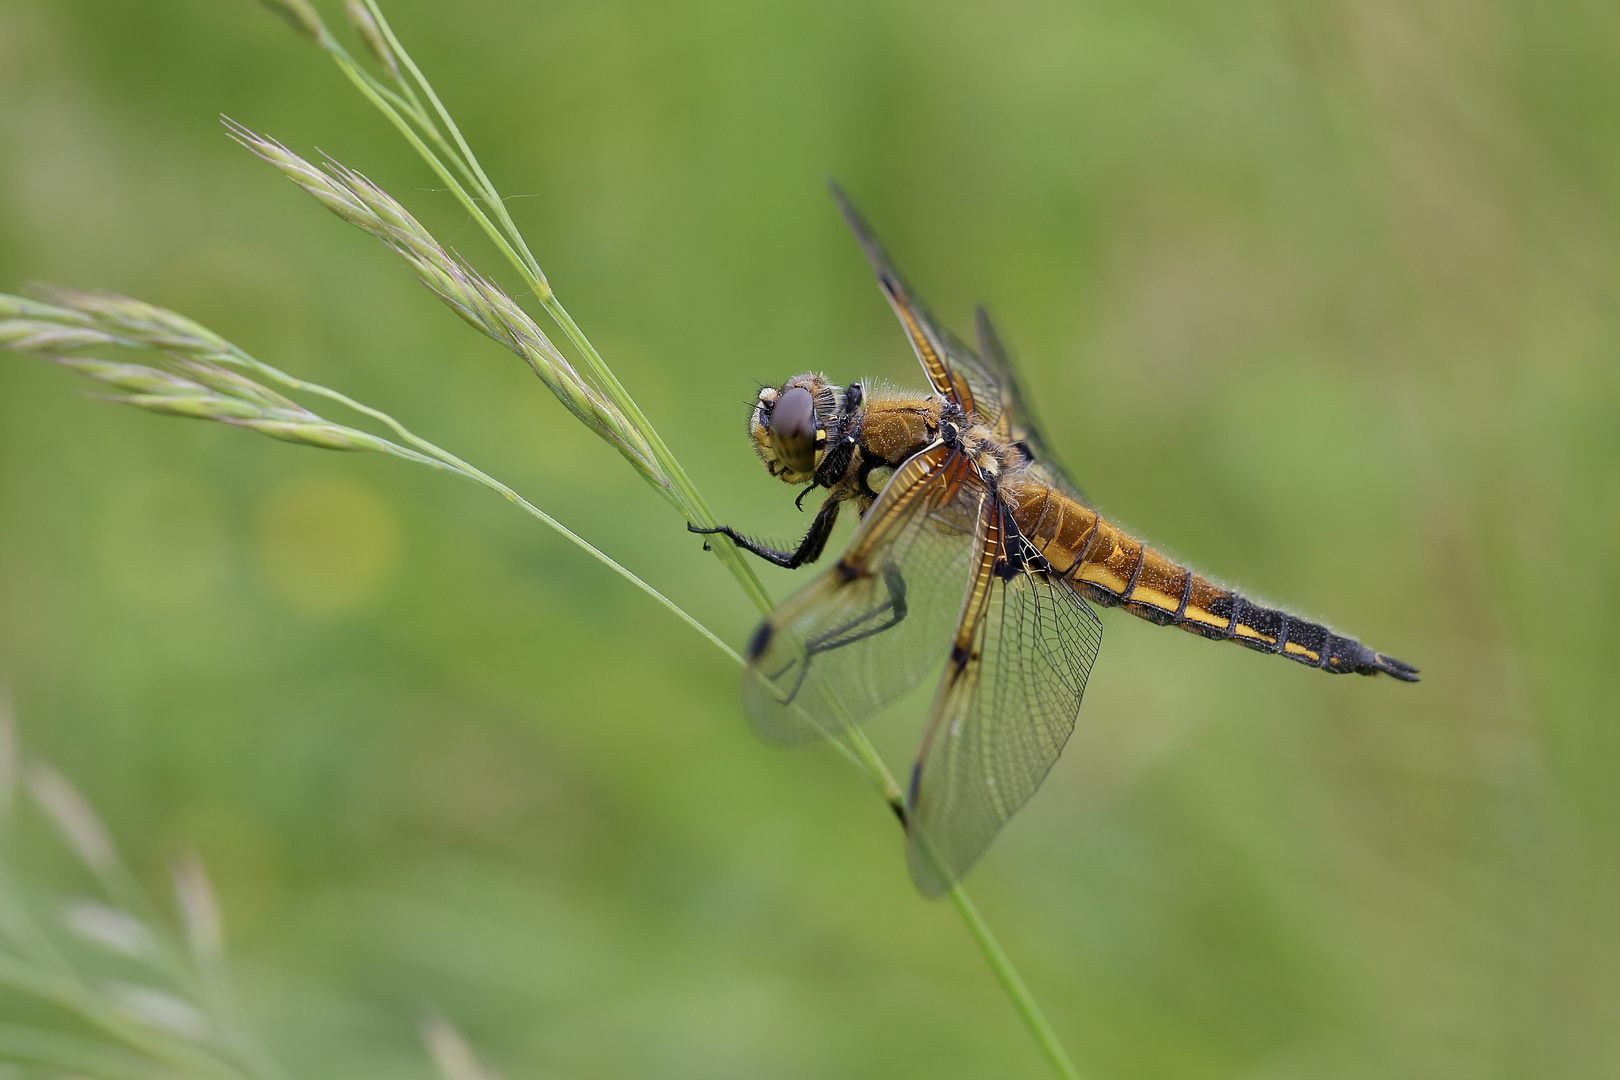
[255,473,400,615]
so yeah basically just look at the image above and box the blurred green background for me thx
[1,0,1617,1076]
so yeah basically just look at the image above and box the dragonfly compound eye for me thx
[767,384,819,476]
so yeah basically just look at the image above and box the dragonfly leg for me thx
[803,563,908,656]
[689,497,842,569]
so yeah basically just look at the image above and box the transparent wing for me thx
[743,443,983,743]
[831,183,990,421]
[905,502,1104,896]
[973,306,1090,507]
[830,185,1092,507]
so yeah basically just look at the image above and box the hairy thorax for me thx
[834,391,1023,508]
[856,395,943,467]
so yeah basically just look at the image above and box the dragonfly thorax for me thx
[939,401,1016,484]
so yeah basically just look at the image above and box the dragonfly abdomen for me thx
[1005,483,1418,681]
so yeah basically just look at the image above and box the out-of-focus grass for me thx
[2,0,1617,1077]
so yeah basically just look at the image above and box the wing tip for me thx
[972,305,1006,364]
[827,177,861,230]
[904,834,954,900]
[827,181,889,268]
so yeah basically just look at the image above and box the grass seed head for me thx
[50,357,206,395]
[224,122,664,481]
[236,417,392,451]
[27,763,117,874]
[0,320,118,353]
[345,0,400,78]
[63,900,154,959]
[21,285,236,358]
[106,392,271,422]
[258,0,329,44]
[17,346,396,456]
[422,1013,506,1080]
[172,852,224,959]
[107,983,210,1040]
[169,356,307,411]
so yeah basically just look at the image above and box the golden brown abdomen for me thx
[1003,482,1417,680]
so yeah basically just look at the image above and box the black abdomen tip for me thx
[1373,653,1421,682]
[747,621,774,661]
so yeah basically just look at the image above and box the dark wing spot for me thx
[747,621,775,661]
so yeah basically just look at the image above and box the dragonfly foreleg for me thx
[689,496,842,569]
[804,562,909,657]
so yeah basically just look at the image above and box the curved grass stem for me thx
[411,450,743,667]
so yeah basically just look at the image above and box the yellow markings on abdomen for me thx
[1180,606,1227,629]
[1233,623,1275,645]
[1007,481,1235,629]
[1129,587,1178,611]
[1076,560,1129,595]
[1178,576,1233,631]
[1061,515,1143,598]
[1127,549,1189,614]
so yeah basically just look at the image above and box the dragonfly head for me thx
[751,374,844,484]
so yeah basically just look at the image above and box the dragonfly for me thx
[694,185,1418,896]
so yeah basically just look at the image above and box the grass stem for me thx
[949,886,1081,1080]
